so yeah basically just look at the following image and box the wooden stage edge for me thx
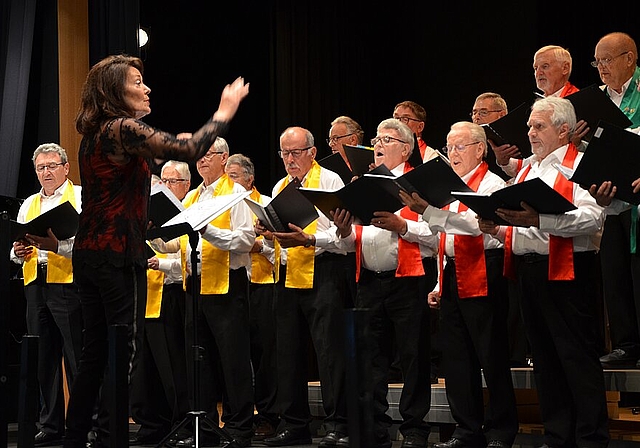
[308,367,640,441]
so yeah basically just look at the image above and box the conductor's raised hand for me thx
[633,177,640,194]
[213,77,250,123]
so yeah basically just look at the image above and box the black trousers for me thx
[24,267,83,437]
[130,283,190,437]
[64,261,147,448]
[516,251,609,448]
[249,282,279,427]
[273,252,350,435]
[184,268,254,439]
[600,210,640,355]
[356,269,431,440]
[440,250,518,446]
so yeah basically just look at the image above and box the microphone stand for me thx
[155,230,239,448]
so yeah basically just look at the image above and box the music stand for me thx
[147,224,240,448]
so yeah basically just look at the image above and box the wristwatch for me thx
[304,235,314,248]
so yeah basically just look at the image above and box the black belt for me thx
[446,248,504,264]
[363,268,396,279]
[516,250,596,264]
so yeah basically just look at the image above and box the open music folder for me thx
[11,200,79,241]
[299,155,473,224]
[244,178,319,233]
[565,84,633,142]
[481,102,532,158]
[147,190,251,241]
[451,178,577,226]
[556,121,640,205]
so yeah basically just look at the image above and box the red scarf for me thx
[503,143,578,280]
[355,162,424,281]
[560,82,579,98]
[512,84,578,174]
[438,162,489,298]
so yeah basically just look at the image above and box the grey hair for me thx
[330,116,365,144]
[213,136,230,154]
[161,160,191,180]
[32,143,68,165]
[449,121,488,157]
[534,45,573,75]
[226,153,255,177]
[531,96,576,135]
[376,118,415,153]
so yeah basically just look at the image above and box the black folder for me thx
[149,186,184,227]
[566,121,640,204]
[343,145,375,176]
[244,178,319,233]
[299,156,472,224]
[299,174,404,225]
[565,84,633,141]
[451,178,577,226]
[317,152,353,185]
[396,156,474,208]
[481,102,532,158]
[11,200,79,241]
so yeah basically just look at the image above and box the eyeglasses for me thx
[442,141,481,155]
[326,133,354,145]
[470,109,502,118]
[278,146,312,159]
[201,151,225,160]
[393,116,422,124]
[161,178,188,184]
[590,51,629,68]
[35,162,64,173]
[371,135,406,146]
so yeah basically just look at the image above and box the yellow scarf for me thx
[145,246,166,318]
[249,188,275,284]
[276,161,321,289]
[23,181,77,285]
[181,175,234,295]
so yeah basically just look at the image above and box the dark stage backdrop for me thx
[135,1,636,193]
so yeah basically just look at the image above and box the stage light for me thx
[138,28,149,48]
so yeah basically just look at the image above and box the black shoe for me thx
[174,433,220,447]
[34,430,63,447]
[263,429,312,446]
[401,433,428,448]
[254,420,277,441]
[600,349,638,367]
[375,433,392,448]
[319,431,349,447]
[129,432,165,445]
[487,441,511,448]
[434,438,467,448]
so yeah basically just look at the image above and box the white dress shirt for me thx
[495,144,605,255]
[271,166,347,265]
[339,164,438,273]
[10,179,82,264]
[423,163,506,257]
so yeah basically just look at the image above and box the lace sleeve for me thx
[106,117,229,162]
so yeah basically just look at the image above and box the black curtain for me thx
[0,0,37,198]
